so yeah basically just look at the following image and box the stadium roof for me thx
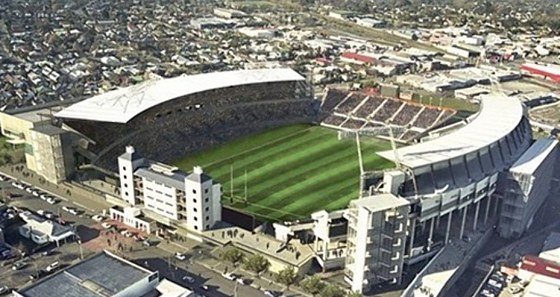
[377,94,525,169]
[17,250,155,297]
[55,68,305,123]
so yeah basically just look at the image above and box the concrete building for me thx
[109,206,156,234]
[29,125,75,184]
[13,250,194,297]
[521,62,560,82]
[117,146,222,233]
[498,138,558,239]
[344,194,409,293]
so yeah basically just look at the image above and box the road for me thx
[0,178,274,297]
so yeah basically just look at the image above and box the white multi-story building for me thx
[344,194,409,293]
[117,146,222,232]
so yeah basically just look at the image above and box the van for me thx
[46,261,59,272]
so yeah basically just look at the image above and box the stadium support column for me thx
[459,205,468,239]
[445,211,452,244]
[428,217,434,249]
[473,201,480,231]
[484,195,492,224]
[408,219,416,256]
[493,195,500,218]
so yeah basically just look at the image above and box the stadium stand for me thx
[55,69,317,169]
[319,89,457,142]
[372,99,403,123]
[392,104,423,126]
[354,96,386,119]
[335,93,366,114]
[341,118,367,130]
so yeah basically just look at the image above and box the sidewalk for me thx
[1,165,111,213]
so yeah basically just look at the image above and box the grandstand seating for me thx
[319,89,457,143]
[341,118,367,130]
[372,99,403,123]
[63,80,317,170]
[354,96,385,119]
[392,104,422,126]
[335,93,366,114]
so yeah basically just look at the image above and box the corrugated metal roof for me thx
[377,94,525,168]
[55,68,305,123]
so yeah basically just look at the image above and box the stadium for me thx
[51,68,456,221]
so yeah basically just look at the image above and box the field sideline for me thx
[173,124,394,221]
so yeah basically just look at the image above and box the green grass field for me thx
[173,124,394,221]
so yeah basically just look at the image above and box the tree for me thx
[300,275,324,296]
[320,283,345,297]
[346,291,363,297]
[221,248,244,266]
[275,267,298,290]
[243,254,270,275]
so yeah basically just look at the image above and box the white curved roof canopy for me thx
[377,94,525,169]
[55,68,305,123]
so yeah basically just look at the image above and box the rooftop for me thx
[349,193,410,212]
[510,138,558,175]
[523,274,560,297]
[377,94,525,169]
[135,166,187,190]
[55,68,305,123]
[30,124,67,136]
[522,62,560,76]
[17,251,155,297]
[540,232,560,265]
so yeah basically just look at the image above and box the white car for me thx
[264,291,276,297]
[91,215,104,222]
[45,261,59,272]
[101,222,113,229]
[37,210,46,216]
[11,182,24,190]
[46,197,57,205]
[32,191,40,197]
[40,194,49,200]
[175,253,186,261]
[182,275,195,283]
[25,187,33,193]
[222,273,236,281]
[62,206,78,215]
[44,212,55,219]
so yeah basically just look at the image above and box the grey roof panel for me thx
[135,167,186,189]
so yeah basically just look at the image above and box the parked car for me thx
[236,278,247,285]
[29,270,47,280]
[91,215,104,222]
[40,194,49,200]
[175,252,186,261]
[37,210,46,216]
[12,262,26,270]
[222,273,236,281]
[101,222,113,229]
[45,261,59,272]
[32,191,40,197]
[182,275,195,283]
[11,182,24,190]
[62,206,78,215]
[41,249,55,256]
[0,286,8,295]
[264,290,277,297]
[25,187,33,193]
[46,197,57,205]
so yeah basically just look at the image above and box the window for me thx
[123,175,127,179]
[205,207,209,212]
[194,217,198,221]
[194,226,198,230]
[204,188,209,194]
[125,192,129,196]
[206,216,209,221]
[193,208,197,212]
[192,189,197,194]
[193,199,197,203]
[122,166,126,171]
[206,225,210,229]
[205,198,209,203]
[124,183,128,188]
